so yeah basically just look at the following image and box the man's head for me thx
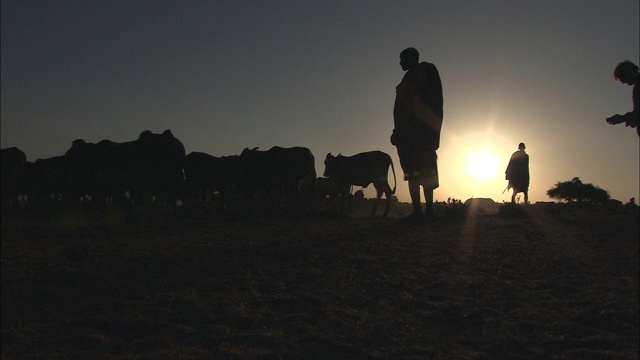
[400,47,420,71]
[613,61,639,85]
[518,142,526,150]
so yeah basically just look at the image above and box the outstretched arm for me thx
[606,111,639,128]
[607,83,639,127]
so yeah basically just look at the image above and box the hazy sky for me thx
[2,0,638,204]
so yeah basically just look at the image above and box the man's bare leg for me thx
[424,187,434,220]
[409,180,422,216]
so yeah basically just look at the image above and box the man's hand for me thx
[606,114,625,125]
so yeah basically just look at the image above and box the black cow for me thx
[64,129,186,207]
[22,155,70,206]
[232,146,316,214]
[1,147,27,210]
[323,151,396,217]
[313,176,343,213]
[64,139,111,204]
[134,130,186,206]
[183,151,237,213]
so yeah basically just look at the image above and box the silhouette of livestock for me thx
[1,147,27,210]
[323,151,396,217]
[22,155,70,206]
[183,151,237,212]
[64,129,186,207]
[63,139,113,204]
[314,176,343,213]
[232,146,316,214]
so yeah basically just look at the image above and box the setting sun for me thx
[465,150,500,182]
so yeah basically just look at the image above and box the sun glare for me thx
[466,150,500,182]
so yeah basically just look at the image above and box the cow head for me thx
[66,139,87,155]
[323,153,342,178]
[240,147,260,157]
[71,139,87,149]
[139,130,154,140]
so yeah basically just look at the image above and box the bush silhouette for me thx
[547,177,610,205]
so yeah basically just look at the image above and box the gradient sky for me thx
[2,0,638,204]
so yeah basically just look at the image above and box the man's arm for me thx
[606,111,639,127]
[607,82,639,127]
[395,89,442,131]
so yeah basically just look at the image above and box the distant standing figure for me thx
[505,143,530,204]
[391,47,443,223]
[605,60,639,136]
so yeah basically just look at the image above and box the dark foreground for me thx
[1,204,638,359]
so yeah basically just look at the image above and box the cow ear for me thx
[338,153,341,157]
[326,153,331,159]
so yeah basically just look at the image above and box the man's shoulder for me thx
[511,150,528,158]
[417,62,440,78]
[418,62,436,70]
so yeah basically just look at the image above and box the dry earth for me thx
[1,202,638,359]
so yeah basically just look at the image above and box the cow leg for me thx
[382,184,393,218]
[340,185,351,216]
[373,183,393,217]
[371,184,382,217]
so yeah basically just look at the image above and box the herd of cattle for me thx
[1,129,397,217]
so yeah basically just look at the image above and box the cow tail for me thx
[390,159,397,194]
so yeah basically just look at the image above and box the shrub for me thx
[547,177,610,205]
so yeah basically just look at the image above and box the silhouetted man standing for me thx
[505,143,530,204]
[391,47,443,223]
[606,60,639,136]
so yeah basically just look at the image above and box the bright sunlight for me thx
[465,149,500,183]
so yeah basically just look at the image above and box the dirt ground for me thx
[1,202,638,359]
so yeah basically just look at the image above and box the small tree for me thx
[547,177,610,205]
